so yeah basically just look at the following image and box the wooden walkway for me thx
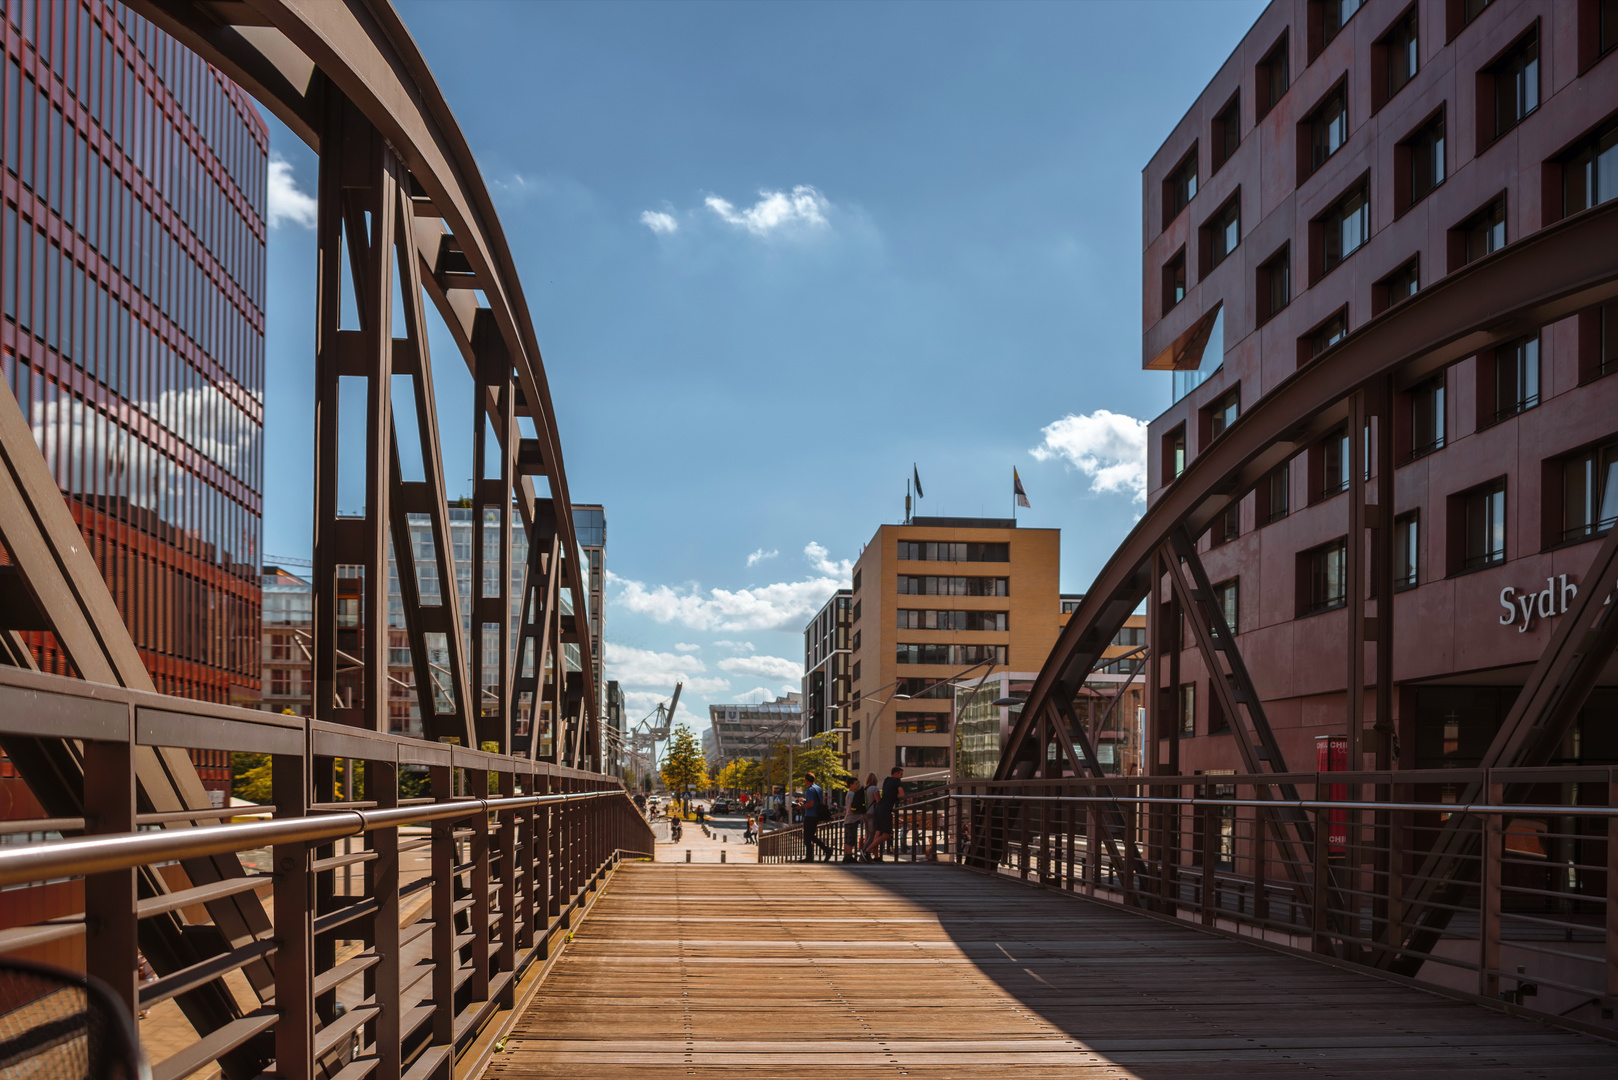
[483,863,1618,1078]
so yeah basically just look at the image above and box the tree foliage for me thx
[660,724,708,806]
[716,758,763,794]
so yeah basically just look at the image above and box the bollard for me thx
[720,850,726,863]
[685,849,691,862]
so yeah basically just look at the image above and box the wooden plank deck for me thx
[483,863,1618,1078]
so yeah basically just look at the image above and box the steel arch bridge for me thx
[981,193,1618,990]
[0,3,644,1078]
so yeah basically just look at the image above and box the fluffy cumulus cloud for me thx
[604,643,729,697]
[639,209,678,234]
[713,640,754,652]
[1031,410,1149,502]
[267,155,317,229]
[717,654,803,681]
[608,543,851,633]
[705,185,830,236]
[746,548,778,567]
[673,642,700,653]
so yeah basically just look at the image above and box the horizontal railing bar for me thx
[137,875,273,920]
[140,938,279,1009]
[0,817,85,836]
[150,1006,278,1080]
[946,792,1618,816]
[0,789,622,889]
[0,918,84,953]
[136,805,273,826]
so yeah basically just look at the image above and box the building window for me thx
[1375,257,1420,314]
[1398,112,1446,213]
[1485,29,1539,142]
[1561,119,1618,219]
[1394,512,1419,589]
[1211,503,1240,548]
[1454,195,1506,268]
[1300,539,1349,615]
[1213,578,1239,635]
[1259,244,1291,323]
[1587,300,1618,383]
[896,746,949,769]
[1212,92,1241,172]
[1481,335,1539,426]
[1306,309,1349,360]
[1259,461,1291,524]
[1163,249,1187,312]
[1180,682,1196,736]
[1165,425,1187,481]
[1409,375,1446,459]
[1600,0,1618,62]
[1304,85,1349,178]
[852,629,861,652]
[853,569,861,592]
[1204,195,1241,271]
[1378,8,1419,107]
[1457,0,1494,34]
[895,715,949,734]
[1318,427,1351,500]
[895,576,1009,597]
[1560,440,1618,543]
[1165,146,1199,224]
[1312,0,1365,58]
[1207,388,1239,440]
[1257,32,1291,120]
[1458,480,1507,571]
[852,599,861,622]
[897,609,1008,631]
[1318,184,1369,278]
[896,541,1010,562]
[897,642,1007,666]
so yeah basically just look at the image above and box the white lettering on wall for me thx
[1499,575,1578,633]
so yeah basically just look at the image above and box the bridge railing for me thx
[0,664,653,1080]
[951,773,1617,1037]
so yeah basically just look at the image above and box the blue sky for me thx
[259,0,1266,740]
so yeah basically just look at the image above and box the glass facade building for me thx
[0,0,267,706]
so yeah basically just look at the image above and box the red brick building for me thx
[1142,0,1618,781]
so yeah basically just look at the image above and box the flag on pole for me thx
[1013,468,1030,509]
[913,464,924,499]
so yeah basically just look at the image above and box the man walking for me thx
[800,772,834,862]
[861,766,904,862]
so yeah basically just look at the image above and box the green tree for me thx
[232,752,273,803]
[793,732,852,794]
[660,724,708,811]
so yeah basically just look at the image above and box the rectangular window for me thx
[1460,0,1494,32]
[1301,539,1349,614]
[1381,9,1419,104]
[896,541,1009,562]
[1394,512,1419,589]
[1561,119,1618,218]
[1212,93,1241,172]
[1165,425,1187,481]
[895,746,949,769]
[1456,196,1506,267]
[895,715,949,734]
[895,576,1009,597]
[1306,86,1349,176]
[1485,335,1539,425]
[1164,147,1198,223]
[1320,428,1351,499]
[895,643,1006,665]
[1206,388,1239,440]
[1487,30,1539,141]
[1259,244,1291,322]
[1205,195,1241,270]
[1409,376,1446,459]
[1375,257,1420,314]
[896,609,1008,631]
[1213,578,1239,635]
[1598,301,1618,381]
[1307,309,1349,358]
[1601,0,1618,61]
[1319,184,1369,276]
[1262,461,1291,523]
[1163,249,1187,312]
[1460,481,1507,570]
[1401,113,1446,211]
[1180,682,1196,736]
[1257,33,1290,120]
[1561,440,1618,542]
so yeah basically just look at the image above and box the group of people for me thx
[798,767,905,863]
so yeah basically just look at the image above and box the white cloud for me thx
[674,642,700,653]
[803,541,853,579]
[747,548,779,567]
[718,654,803,681]
[605,643,728,697]
[608,543,851,633]
[713,640,755,652]
[731,686,782,705]
[267,155,317,229]
[705,185,830,236]
[640,209,678,234]
[1031,409,1149,502]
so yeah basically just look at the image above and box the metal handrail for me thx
[946,791,1618,817]
[0,790,620,889]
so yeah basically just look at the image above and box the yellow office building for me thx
[846,517,1060,782]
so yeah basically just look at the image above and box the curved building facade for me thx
[0,0,266,740]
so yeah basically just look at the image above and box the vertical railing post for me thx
[369,756,402,1080]
[466,765,492,1003]
[1201,780,1217,925]
[1252,801,1269,926]
[83,726,137,1020]
[274,745,314,1080]
[1480,781,1503,999]
[1606,773,1617,1008]
[1312,804,1331,954]
[536,774,553,957]
[516,774,536,953]
[496,770,517,1004]
[428,762,456,1056]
